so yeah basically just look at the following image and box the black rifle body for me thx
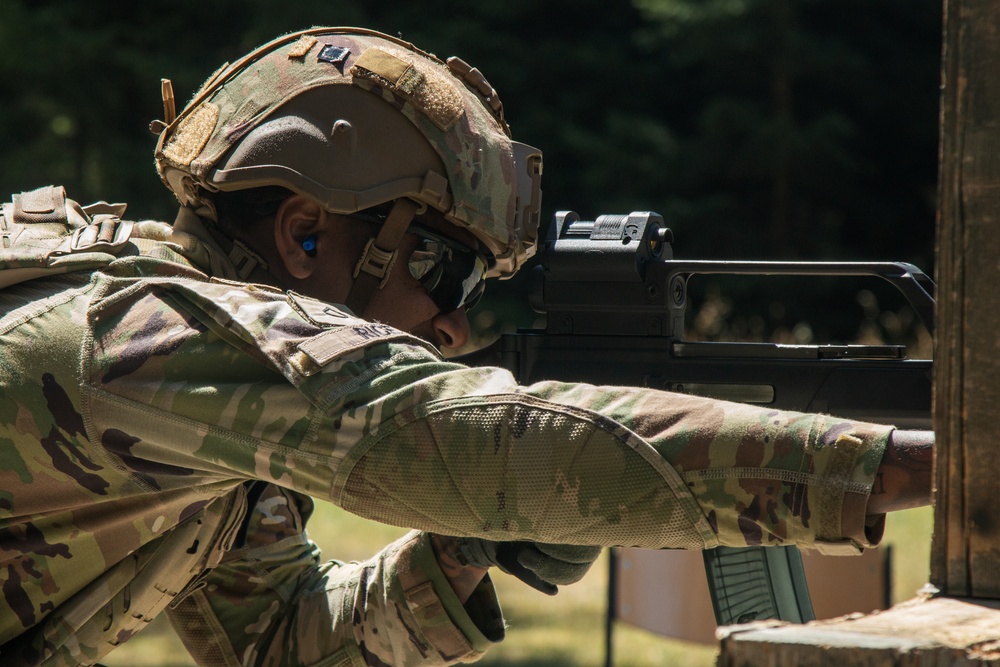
[461,211,933,626]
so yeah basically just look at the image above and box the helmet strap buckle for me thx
[228,238,270,280]
[344,197,419,315]
[353,238,398,288]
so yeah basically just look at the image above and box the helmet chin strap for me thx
[344,197,420,317]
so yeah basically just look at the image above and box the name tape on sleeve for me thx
[298,322,417,366]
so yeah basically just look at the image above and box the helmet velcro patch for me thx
[286,35,318,59]
[161,103,220,168]
[351,48,463,131]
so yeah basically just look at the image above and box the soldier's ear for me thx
[273,194,327,280]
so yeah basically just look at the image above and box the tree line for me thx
[0,0,942,344]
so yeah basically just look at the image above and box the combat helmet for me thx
[153,27,542,313]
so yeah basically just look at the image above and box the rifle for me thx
[459,210,933,627]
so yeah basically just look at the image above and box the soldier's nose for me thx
[432,308,470,350]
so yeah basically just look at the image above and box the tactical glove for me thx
[458,539,602,595]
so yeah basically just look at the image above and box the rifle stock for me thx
[459,210,933,627]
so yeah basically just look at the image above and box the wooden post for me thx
[717,1,1000,662]
[932,0,1000,599]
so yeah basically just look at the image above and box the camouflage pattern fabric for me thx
[167,484,504,667]
[0,211,891,665]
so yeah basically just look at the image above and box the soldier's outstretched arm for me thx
[425,429,935,608]
[90,279,915,554]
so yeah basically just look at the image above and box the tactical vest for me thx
[0,185,134,290]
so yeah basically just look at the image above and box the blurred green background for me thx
[0,0,941,348]
[1,1,941,664]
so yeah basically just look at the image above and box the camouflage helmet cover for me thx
[154,27,542,278]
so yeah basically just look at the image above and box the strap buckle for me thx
[227,239,269,281]
[70,216,134,254]
[353,238,398,288]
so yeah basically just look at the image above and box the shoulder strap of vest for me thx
[0,185,134,290]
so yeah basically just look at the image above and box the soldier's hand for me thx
[867,429,934,515]
[457,538,602,595]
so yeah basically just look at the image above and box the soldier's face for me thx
[308,211,473,351]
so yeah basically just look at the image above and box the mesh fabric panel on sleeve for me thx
[336,399,715,550]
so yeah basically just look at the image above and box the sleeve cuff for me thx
[394,531,506,662]
[821,424,891,553]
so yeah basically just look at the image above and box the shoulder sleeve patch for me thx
[298,322,426,367]
[287,291,362,328]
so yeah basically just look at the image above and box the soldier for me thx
[0,27,931,666]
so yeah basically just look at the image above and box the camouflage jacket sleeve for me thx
[168,484,504,667]
[91,264,892,551]
[87,272,889,555]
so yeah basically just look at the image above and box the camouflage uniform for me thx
[0,203,890,666]
[1,27,891,667]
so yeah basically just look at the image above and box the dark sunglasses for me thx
[405,224,487,313]
[351,208,488,313]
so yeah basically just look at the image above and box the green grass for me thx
[104,504,934,667]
